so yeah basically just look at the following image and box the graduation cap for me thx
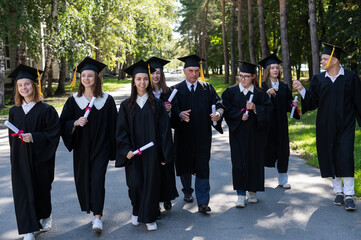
[238,61,257,74]
[8,64,44,95]
[124,60,156,88]
[146,57,170,70]
[322,42,348,69]
[258,54,282,69]
[177,54,206,81]
[69,57,107,88]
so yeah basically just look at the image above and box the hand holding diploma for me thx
[128,142,155,159]
[165,89,178,104]
[210,104,220,125]
[290,96,300,119]
[5,120,27,143]
[245,94,254,116]
[81,97,96,127]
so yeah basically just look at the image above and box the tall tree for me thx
[230,0,237,84]
[279,0,292,89]
[247,0,256,63]
[201,0,211,78]
[308,0,319,76]
[257,0,270,58]
[237,0,243,62]
[222,0,229,83]
[0,40,4,107]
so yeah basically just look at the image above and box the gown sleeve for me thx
[302,75,319,114]
[115,102,133,167]
[31,105,61,164]
[59,97,79,152]
[209,83,224,134]
[222,88,244,132]
[107,96,118,160]
[253,89,273,129]
[157,101,175,164]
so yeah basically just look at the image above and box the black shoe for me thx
[345,196,356,211]
[333,193,344,206]
[184,194,193,203]
[198,204,211,214]
[164,201,172,211]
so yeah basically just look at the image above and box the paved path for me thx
[1,74,360,240]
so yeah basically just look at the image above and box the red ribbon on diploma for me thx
[11,130,24,144]
[290,104,301,115]
[85,106,91,113]
[240,108,249,113]
[165,101,171,105]
[137,149,142,155]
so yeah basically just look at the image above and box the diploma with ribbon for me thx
[290,96,300,119]
[245,94,254,116]
[165,89,178,104]
[211,104,217,126]
[132,142,154,155]
[5,120,24,143]
[81,97,96,127]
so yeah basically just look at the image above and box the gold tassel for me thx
[258,66,262,88]
[200,60,205,81]
[69,67,77,88]
[37,69,43,96]
[325,46,335,69]
[148,64,153,89]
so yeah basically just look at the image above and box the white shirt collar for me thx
[271,79,279,90]
[186,80,197,92]
[153,89,162,99]
[325,66,344,82]
[239,84,254,96]
[22,101,36,114]
[73,92,109,110]
[136,93,148,109]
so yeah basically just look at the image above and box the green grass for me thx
[0,76,131,116]
[207,74,361,196]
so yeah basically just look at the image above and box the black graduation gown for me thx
[301,70,361,178]
[222,85,272,192]
[60,93,117,215]
[8,102,60,234]
[261,81,300,172]
[171,80,223,179]
[158,90,179,202]
[115,97,174,223]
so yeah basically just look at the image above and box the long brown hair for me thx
[15,80,43,106]
[156,68,170,93]
[127,73,156,115]
[77,71,103,98]
[263,65,282,88]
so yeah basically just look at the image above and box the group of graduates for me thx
[7,42,361,240]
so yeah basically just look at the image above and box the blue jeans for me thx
[180,174,210,205]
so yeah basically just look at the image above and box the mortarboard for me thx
[322,42,348,69]
[177,54,206,81]
[146,57,170,70]
[258,54,282,69]
[8,64,44,95]
[124,60,156,88]
[238,61,257,74]
[69,57,107,88]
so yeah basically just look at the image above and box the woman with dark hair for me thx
[60,57,117,233]
[8,64,60,240]
[115,60,174,231]
[222,61,272,208]
[259,54,299,189]
[146,57,179,212]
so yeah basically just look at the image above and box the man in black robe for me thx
[293,43,361,211]
[172,54,223,214]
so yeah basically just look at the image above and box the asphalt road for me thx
[0,74,360,240]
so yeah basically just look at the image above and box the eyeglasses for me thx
[239,75,252,80]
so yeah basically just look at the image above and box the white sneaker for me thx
[146,222,157,231]
[280,183,291,189]
[92,218,103,233]
[235,195,246,208]
[131,215,139,225]
[23,233,35,240]
[247,192,258,203]
[40,215,52,232]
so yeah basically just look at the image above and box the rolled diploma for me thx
[81,97,96,127]
[167,89,178,103]
[4,121,23,135]
[212,104,217,126]
[245,94,254,116]
[132,142,155,155]
[290,96,298,119]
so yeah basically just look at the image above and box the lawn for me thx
[206,74,361,196]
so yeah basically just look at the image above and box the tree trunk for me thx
[55,55,66,95]
[201,0,211,78]
[308,0,320,76]
[230,0,237,84]
[257,0,270,58]
[222,0,229,83]
[0,41,4,108]
[279,0,292,89]
[248,0,256,64]
[47,59,54,96]
[237,0,243,62]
